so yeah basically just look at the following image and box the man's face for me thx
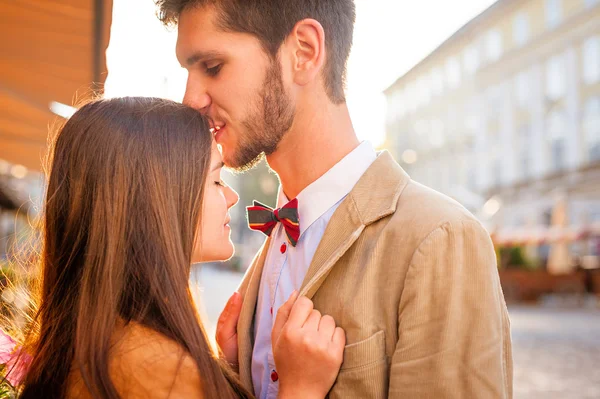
[176,6,295,170]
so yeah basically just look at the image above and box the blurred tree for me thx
[499,246,536,270]
[222,159,279,271]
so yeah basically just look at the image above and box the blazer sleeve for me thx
[388,219,513,398]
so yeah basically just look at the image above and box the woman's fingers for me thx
[318,314,336,338]
[272,290,299,344]
[285,295,314,329]
[302,309,322,331]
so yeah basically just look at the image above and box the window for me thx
[583,36,600,85]
[546,54,566,101]
[463,45,480,74]
[492,157,503,187]
[398,91,407,119]
[448,155,459,188]
[413,120,430,152]
[429,120,445,148]
[513,13,530,47]
[416,77,431,107]
[465,114,479,138]
[487,85,504,121]
[547,109,567,172]
[551,140,566,172]
[464,101,480,144]
[430,162,441,190]
[545,0,562,29]
[430,68,444,97]
[584,97,600,161]
[406,82,418,113]
[387,90,405,122]
[487,125,502,187]
[467,160,478,192]
[518,124,532,179]
[485,30,503,62]
[445,57,461,89]
[515,71,531,108]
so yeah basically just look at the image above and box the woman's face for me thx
[192,141,239,263]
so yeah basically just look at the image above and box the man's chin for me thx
[219,147,239,169]
[224,152,264,173]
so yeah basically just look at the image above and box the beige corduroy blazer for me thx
[237,151,512,399]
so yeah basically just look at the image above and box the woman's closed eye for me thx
[215,180,226,187]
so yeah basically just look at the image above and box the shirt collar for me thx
[277,141,377,237]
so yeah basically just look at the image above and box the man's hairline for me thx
[175,2,345,103]
[177,2,324,61]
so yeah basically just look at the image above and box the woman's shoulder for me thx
[112,322,204,397]
[114,322,189,366]
[68,322,204,398]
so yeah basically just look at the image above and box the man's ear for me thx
[287,18,326,87]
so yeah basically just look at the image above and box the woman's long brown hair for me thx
[19,97,251,398]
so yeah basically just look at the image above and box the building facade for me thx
[385,0,600,268]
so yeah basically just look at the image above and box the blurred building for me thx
[385,0,600,270]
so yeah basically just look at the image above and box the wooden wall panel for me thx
[0,0,112,170]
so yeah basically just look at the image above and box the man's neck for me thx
[266,100,360,200]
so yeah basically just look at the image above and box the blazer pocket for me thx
[340,330,386,370]
[328,331,388,399]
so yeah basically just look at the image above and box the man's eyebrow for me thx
[183,50,225,68]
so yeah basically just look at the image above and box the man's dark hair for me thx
[156,0,356,104]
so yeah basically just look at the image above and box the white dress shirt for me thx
[251,141,377,399]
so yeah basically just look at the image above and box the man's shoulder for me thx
[382,179,485,242]
[354,152,480,233]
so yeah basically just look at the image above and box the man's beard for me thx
[228,59,295,172]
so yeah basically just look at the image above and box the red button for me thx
[271,370,279,382]
[270,306,273,315]
[280,243,287,254]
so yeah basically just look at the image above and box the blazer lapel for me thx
[237,237,271,391]
[300,151,410,299]
[299,196,364,298]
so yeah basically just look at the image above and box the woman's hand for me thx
[272,291,345,399]
[215,291,242,369]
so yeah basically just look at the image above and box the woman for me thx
[18,97,344,398]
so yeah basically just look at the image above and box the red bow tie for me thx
[247,198,300,247]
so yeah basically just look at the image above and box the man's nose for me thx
[183,77,212,112]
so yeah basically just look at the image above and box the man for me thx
[157,0,513,397]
